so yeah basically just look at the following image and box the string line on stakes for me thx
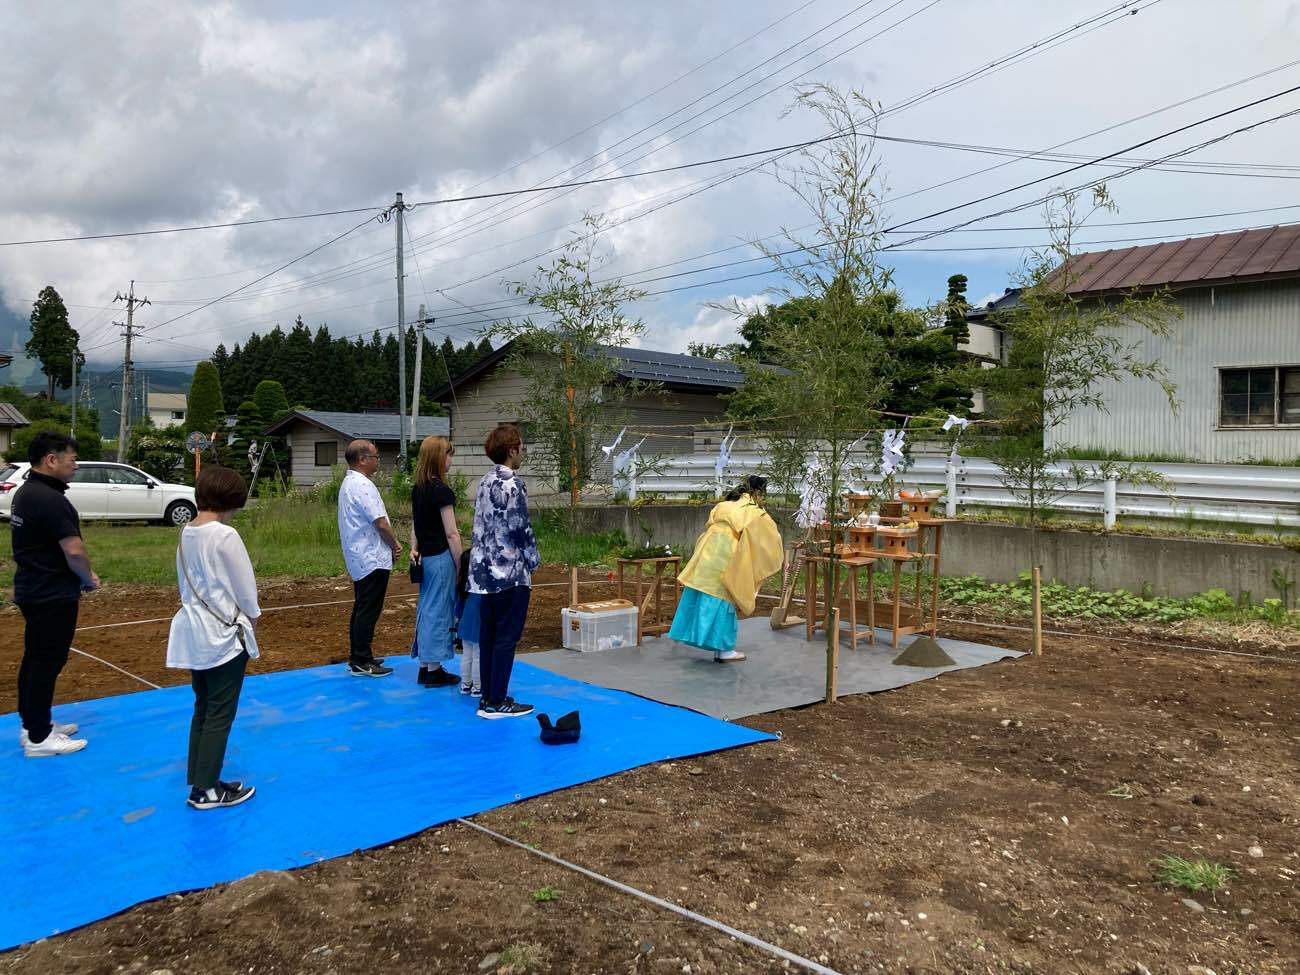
[71,578,621,634]
[750,592,1299,666]
[456,817,846,975]
[69,647,163,689]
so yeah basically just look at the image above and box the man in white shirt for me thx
[338,440,402,677]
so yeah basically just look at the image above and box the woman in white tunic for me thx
[167,466,261,811]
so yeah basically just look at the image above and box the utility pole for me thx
[114,281,149,462]
[394,191,409,465]
[410,305,435,451]
[70,341,78,436]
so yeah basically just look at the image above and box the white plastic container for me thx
[561,601,639,652]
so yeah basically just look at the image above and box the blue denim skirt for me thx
[411,549,456,665]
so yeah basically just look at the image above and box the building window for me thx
[315,441,338,466]
[1220,366,1300,427]
[171,410,185,420]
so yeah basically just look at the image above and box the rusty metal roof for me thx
[1061,223,1300,294]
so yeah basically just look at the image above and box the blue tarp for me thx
[0,657,772,949]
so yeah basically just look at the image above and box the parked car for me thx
[0,462,198,525]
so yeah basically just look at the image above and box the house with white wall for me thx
[146,393,187,429]
[968,225,1300,463]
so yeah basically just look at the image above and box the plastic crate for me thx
[561,600,639,652]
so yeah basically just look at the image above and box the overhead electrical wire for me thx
[151,25,1290,320]
[263,0,1160,316]
[98,0,1260,366]
[447,0,826,195]
[122,78,1300,362]
[392,0,1147,277]
[131,0,1157,337]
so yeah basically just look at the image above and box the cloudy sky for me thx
[2,0,1299,374]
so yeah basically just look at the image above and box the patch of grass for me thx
[0,492,632,589]
[1153,854,1233,893]
[499,942,547,972]
[530,885,560,903]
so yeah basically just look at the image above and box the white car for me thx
[0,461,198,526]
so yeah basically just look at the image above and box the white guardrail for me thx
[618,453,1300,529]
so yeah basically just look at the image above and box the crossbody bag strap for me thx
[177,530,239,630]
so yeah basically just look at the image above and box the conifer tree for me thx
[186,361,225,438]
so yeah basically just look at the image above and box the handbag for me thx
[177,532,252,654]
[409,554,423,585]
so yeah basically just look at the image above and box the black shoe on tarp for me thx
[418,666,460,687]
[537,710,581,745]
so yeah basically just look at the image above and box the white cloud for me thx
[640,292,771,353]
[0,0,1296,370]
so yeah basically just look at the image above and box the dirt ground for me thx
[2,567,1298,975]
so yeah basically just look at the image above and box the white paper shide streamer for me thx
[942,414,970,465]
[879,428,906,478]
[796,454,826,528]
[714,425,737,480]
[600,427,627,460]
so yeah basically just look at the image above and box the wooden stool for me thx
[839,555,876,650]
[617,556,682,645]
[804,554,876,649]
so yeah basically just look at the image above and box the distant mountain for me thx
[0,293,198,436]
[11,366,195,438]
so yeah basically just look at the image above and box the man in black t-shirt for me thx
[12,431,100,757]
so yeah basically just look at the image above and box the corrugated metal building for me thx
[969,225,1300,463]
[430,343,740,496]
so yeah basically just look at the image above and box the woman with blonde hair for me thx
[409,435,462,686]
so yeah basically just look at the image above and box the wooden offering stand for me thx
[616,556,682,645]
[869,495,956,648]
[804,523,876,651]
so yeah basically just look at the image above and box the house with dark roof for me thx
[428,342,744,494]
[263,410,450,487]
[967,224,1300,463]
[0,402,29,458]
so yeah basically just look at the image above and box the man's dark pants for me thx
[478,585,531,706]
[349,568,391,664]
[188,650,249,791]
[17,600,79,744]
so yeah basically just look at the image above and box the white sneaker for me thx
[23,732,88,758]
[713,650,746,662]
[18,723,79,746]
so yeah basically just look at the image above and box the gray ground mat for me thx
[527,616,1024,720]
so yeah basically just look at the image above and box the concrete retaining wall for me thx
[574,504,1299,604]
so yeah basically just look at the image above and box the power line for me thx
[882,81,1300,237]
[871,131,1300,178]
[89,1,1206,361]
[82,210,385,352]
[131,0,1154,324]
[452,0,826,196]
[0,205,386,248]
[396,0,1142,274]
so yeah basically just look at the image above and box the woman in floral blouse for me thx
[467,424,540,719]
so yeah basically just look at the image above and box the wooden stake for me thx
[825,608,840,704]
[569,565,578,609]
[1032,566,1043,656]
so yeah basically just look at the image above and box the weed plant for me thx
[941,574,1298,629]
[1153,854,1233,894]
